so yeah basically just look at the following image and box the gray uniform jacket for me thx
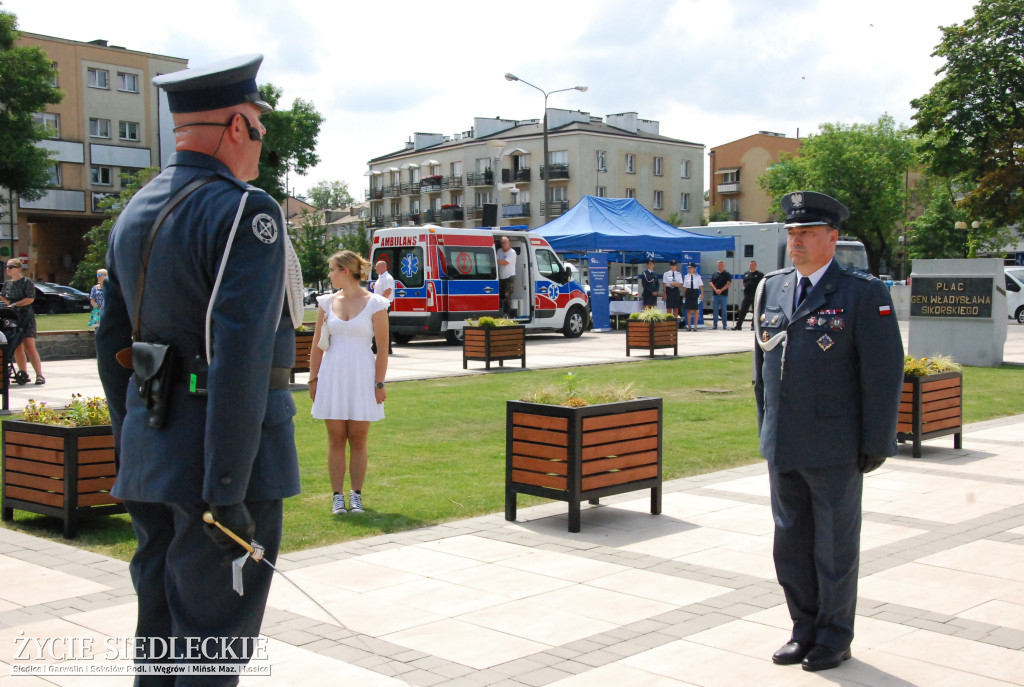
[96,151,301,506]
[754,261,904,468]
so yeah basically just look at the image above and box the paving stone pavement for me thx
[2,412,1024,685]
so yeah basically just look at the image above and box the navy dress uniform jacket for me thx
[96,151,301,506]
[754,262,904,468]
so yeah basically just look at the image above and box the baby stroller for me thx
[0,306,29,393]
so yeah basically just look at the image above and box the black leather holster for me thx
[132,341,176,428]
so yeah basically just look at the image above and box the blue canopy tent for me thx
[532,196,734,262]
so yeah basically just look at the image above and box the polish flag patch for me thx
[878,305,892,316]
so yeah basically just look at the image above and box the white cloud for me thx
[7,0,977,197]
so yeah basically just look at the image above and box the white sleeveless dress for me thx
[311,292,388,421]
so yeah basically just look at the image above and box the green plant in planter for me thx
[465,316,517,328]
[628,307,675,322]
[904,354,962,377]
[21,394,111,427]
[519,371,637,407]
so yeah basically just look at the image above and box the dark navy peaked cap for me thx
[154,54,272,114]
[781,191,850,229]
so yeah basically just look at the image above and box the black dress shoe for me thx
[801,645,851,672]
[772,640,814,665]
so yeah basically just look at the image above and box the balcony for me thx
[466,171,493,186]
[382,184,399,198]
[420,175,445,193]
[389,214,404,226]
[368,216,386,228]
[539,200,570,217]
[448,175,463,189]
[365,187,383,200]
[539,163,569,180]
[502,168,532,184]
[422,209,439,223]
[401,182,420,195]
[501,202,530,218]
[463,205,484,221]
[717,182,740,194]
[441,205,464,222]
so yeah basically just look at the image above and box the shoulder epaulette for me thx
[765,266,795,279]
[842,267,876,282]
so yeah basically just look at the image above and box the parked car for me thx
[1007,267,1024,324]
[32,282,91,314]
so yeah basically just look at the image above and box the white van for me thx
[1006,267,1024,324]
[370,226,589,343]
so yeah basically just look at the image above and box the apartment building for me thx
[364,109,704,230]
[708,131,802,222]
[0,33,186,283]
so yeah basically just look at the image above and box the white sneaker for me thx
[349,490,364,514]
[331,493,346,514]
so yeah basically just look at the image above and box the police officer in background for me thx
[732,260,764,330]
[96,55,304,684]
[754,191,903,672]
[639,258,660,308]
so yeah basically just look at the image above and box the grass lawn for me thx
[36,308,319,332]
[3,354,1024,560]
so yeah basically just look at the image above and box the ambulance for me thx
[370,225,589,344]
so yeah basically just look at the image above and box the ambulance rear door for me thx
[439,233,500,324]
[372,231,429,334]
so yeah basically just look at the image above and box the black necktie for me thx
[797,276,812,307]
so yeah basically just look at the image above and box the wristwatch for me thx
[375,382,384,389]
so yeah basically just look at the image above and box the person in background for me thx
[370,260,395,354]
[88,268,107,329]
[0,259,44,385]
[733,260,764,331]
[709,260,731,330]
[682,262,703,331]
[310,250,389,516]
[755,191,903,673]
[639,258,660,308]
[496,236,516,316]
[662,259,683,319]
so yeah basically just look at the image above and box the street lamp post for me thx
[955,220,981,258]
[504,73,587,225]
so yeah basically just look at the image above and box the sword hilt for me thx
[202,511,264,561]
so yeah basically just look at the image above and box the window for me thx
[376,247,424,287]
[390,201,401,217]
[723,197,739,214]
[535,249,564,282]
[91,192,114,212]
[390,171,400,186]
[117,72,139,92]
[410,168,420,183]
[654,156,663,176]
[428,164,440,177]
[744,244,755,258]
[549,150,568,165]
[91,166,113,185]
[120,167,141,184]
[681,160,691,178]
[47,164,61,187]
[680,192,690,212]
[49,62,58,87]
[443,246,496,280]
[625,153,636,174]
[653,190,663,210]
[626,188,636,199]
[87,67,109,89]
[89,117,111,138]
[474,191,494,206]
[596,150,606,171]
[549,186,567,202]
[119,121,140,141]
[722,169,740,183]
[33,113,60,137]
[476,158,490,173]
[596,186,606,198]
[450,191,463,206]
[450,160,463,178]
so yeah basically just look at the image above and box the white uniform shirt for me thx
[497,247,516,280]
[683,273,703,290]
[374,270,396,304]
[663,270,683,289]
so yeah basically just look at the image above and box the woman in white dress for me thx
[309,251,390,515]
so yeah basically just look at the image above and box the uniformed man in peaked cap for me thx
[97,54,304,684]
[753,191,903,672]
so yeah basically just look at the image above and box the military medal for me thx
[830,317,844,331]
[770,314,780,325]
[760,314,766,323]
[762,331,771,343]
[817,334,834,351]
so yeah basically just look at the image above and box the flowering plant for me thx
[628,307,675,322]
[22,395,111,427]
[903,355,962,378]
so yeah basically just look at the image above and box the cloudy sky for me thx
[7,0,978,198]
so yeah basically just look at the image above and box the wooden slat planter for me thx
[1,421,123,538]
[292,329,314,382]
[506,397,662,532]
[626,320,678,357]
[897,371,963,458]
[463,325,526,370]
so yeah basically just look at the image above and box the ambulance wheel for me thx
[392,333,413,345]
[562,306,586,338]
[445,329,464,345]
[1017,306,1024,325]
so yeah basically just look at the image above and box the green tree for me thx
[911,0,1024,229]
[702,208,733,225]
[307,180,354,210]
[252,84,324,202]
[292,210,340,290]
[338,222,370,259]
[0,10,64,205]
[72,168,160,289]
[758,115,916,275]
[906,173,1015,260]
